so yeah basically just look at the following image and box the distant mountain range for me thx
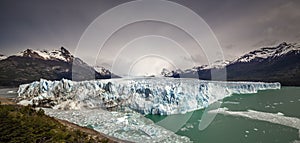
[162,42,300,86]
[0,47,114,86]
[1,42,299,86]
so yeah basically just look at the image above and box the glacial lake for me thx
[2,86,299,142]
[146,86,300,143]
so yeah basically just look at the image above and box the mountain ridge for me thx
[0,47,114,86]
[1,42,299,86]
[162,42,300,86]
[232,42,300,63]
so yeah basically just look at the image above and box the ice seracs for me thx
[17,78,280,115]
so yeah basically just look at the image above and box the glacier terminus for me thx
[17,77,280,115]
[16,77,281,142]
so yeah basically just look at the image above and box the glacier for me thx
[17,77,280,142]
[17,77,280,115]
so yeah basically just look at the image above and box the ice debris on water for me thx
[43,108,191,143]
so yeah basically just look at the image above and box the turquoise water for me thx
[146,87,300,143]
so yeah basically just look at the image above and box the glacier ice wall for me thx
[17,78,280,115]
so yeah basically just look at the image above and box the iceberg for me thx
[17,77,280,115]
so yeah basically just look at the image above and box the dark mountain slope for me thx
[163,42,300,86]
[0,47,113,86]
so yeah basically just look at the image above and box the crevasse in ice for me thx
[17,77,280,115]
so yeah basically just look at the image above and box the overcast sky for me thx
[1,0,300,76]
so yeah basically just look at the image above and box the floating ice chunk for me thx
[277,112,284,116]
[210,108,300,130]
[7,91,14,94]
[185,123,194,129]
[116,116,128,124]
[223,101,240,104]
[180,127,188,131]
[17,100,32,106]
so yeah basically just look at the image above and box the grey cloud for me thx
[0,0,299,75]
[252,39,279,48]
[225,44,235,50]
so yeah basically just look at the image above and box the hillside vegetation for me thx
[0,104,110,143]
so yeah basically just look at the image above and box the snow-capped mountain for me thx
[13,47,73,62]
[233,42,300,63]
[161,68,172,77]
[161,68,183,77]
[191,60,230,71]
[0,47,113,86]
[94,66,111,76]
[161,60,230,77]
[162,42,300,86]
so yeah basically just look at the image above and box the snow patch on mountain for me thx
[195,60,230,70]
[161,68,183,77]
[0,54,7,60]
